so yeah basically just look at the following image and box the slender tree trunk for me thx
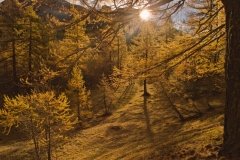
[143,79,148,96]
[47,124,51,160]
[32,130,40,160]
[28,20,32,72]
[144,43,148,96]
[117,37,121,69]
[221,0,240,156]
[144,30,149,97]
[31,119,41,160]
[45,123,51,160]
[77,91,81,122]
[77,104,81,122]
[10,0,17,88]
[109,51,112,71]
[12,39,17,84]
[103,92,108,114]
[46,105,51,160]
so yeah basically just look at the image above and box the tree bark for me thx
[117,37,121,69]
[77,104,81,122]
[28,20,32,72]
[47,125,51,160]
[144,28,149,97]
[222,0,240,156]
[31,118,41,160]
[12,39,17,84]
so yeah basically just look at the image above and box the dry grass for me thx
[54,82,225,160]
[0,81,226,160]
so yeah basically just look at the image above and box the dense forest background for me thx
[0,0,239,159]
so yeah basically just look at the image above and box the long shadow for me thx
[143,95,154,142]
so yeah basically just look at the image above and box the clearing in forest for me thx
[54,82,224,160]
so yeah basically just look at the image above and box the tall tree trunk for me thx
[47,124,51,160]
[222,0,240,156]
[28,20,32,72]
[143,47,148,96]
[31,118,41,160]
[77,103,81,122]
[10,0,17,90]
[46,120,51,160]
[12,39,17,84]
[144,28,149,97]
[103,92,108,114]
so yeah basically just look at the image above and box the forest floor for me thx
[0,81,226,160]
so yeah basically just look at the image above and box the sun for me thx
[139,9,151,21]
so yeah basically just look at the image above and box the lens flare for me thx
[139,9,151,21]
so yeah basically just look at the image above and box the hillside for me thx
[0,0,86,21]
[0,2,228,159]
[0,81,225,160]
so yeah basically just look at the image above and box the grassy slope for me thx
[0,82,225,160]
[55,82,225,160]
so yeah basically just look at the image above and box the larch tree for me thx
[0,91,75,160]
[98,74,116,115]
[97,0,240,155]
[148,0,240,156]
[68,65,92,122]
[0,0,22,88]
[164,0,225,108]
[0,1,53,92]
[128,0,240,155]
[186,0,240,155]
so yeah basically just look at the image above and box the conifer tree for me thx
[0,91,75,160]
[68,65,92,122]
[0,1,53,91]
[98,74,116,115]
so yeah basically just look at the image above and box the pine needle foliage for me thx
[98,74,116,115]
[68,65,92,122]
[0,91,75,159]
